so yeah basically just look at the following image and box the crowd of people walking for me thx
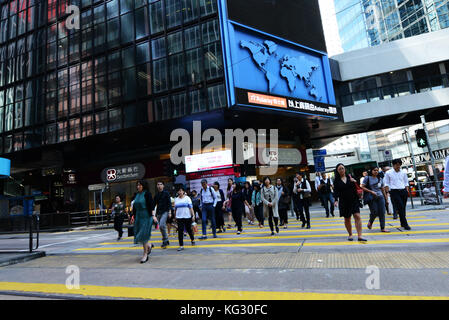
[110,158,425,263]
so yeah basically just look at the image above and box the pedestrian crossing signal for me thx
[415,129,428,148]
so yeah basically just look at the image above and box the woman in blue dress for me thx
[132,180,157,263]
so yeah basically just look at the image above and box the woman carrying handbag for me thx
[361,167,390,233]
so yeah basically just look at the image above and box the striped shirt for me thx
[174,196,193,219]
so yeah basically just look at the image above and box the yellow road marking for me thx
[100,229,449,245]
[118,219,438,240]
[75,237,449,251]
[0,282,447,300]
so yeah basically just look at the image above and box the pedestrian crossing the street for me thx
[72,209,449,253]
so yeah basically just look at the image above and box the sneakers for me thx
[275,226,279,234]
[117,237,121,241]
[403,226,411,230]
[271,232,275,236]
[199,236,207,240]
[177,246,184,251]
[213,234,217,238]
[237,231,241,235]
[161,241,169,249]
[283,225,287,229]
[367,222,372,230]
[191,241,195,246]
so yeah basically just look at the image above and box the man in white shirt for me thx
[444,156,449,196]
[384,159,411,230]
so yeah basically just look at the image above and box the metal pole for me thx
[420,115,441,204]
[405,130,424,205]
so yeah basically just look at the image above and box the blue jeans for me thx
[201,203,216,237]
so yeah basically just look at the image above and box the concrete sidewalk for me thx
[0,252,46,267]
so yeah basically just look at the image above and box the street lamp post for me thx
[420,115,441,205]
[403,129,423,206]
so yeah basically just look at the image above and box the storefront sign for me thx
[401,148,449,166]
[101,163,145,183]
[186,167,236,181]
[185,150,233,173]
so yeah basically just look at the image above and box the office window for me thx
[108,71,121,105]
[93,22,106,54]
[120,0,133,14]
[185,25,201,49]
[122,67,136,101]
[13,132,22,151]
[14,101,23,129]
[82,115,93,137]
[109,108,122,131]
[46,91,57,121]
[94,4,105,24]
[167,31,183,55]
[69,118,81,140]
[58,121,68,142]
[136,63,151,97]
[95,75,107,108]
[204,42,223,80]
[202,19,220,44]
[95,111,107,134]
[165,0,182,29]
[149,0,164,34]
[151,37,166,59]
[200,0,217,17]
[108,50,121,72]
[136,42,150,64]
[0,107,3,133]
[182,0,199,23]
[186,48,202,84]
[152,58,167,93]
[122,46,135,68]
[5,104,12,132]
[169,53,185,89]
[81,27,93,58]
[4,135,12,153]
[135,6,149,39]
[208,83,225,110]
[121,12,134,43]
[107,0,119,19]
[171,92,187,119]
[107,17,120,48]
[154,96,170,121]
[69,31,80,62]
[190,89,205,113]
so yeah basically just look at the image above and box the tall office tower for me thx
[335,0,449,52]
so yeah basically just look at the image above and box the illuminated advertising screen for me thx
[218,0,338,120]
[185,150,233,173]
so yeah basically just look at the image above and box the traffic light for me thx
[415,129,428,148]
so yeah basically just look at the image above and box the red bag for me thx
[349,174,363,199]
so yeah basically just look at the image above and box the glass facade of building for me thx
[335,0,449,52]
[0,0,226,154]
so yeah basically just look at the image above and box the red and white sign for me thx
[185,150,233,173]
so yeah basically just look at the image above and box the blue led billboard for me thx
[218,0,338,119]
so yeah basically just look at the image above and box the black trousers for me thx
[296,198,311,225]
[390,189,409,227]
[177,218,195,246]
[114,216,124,237]
[268,206,279,232]
[232,209,243,232]
[279,208,288,225]
[215,201,225,229]
[254,204,264,225]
